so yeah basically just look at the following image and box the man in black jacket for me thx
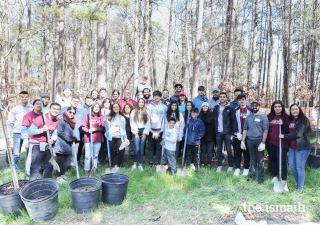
[213,92,234,173]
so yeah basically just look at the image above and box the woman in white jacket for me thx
[166,101,185,158]
[130,98,150,171]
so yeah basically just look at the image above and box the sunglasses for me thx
[68,111,76,115]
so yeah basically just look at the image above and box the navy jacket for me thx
[54,116,76,155]
[213,104,234,134]
[60,106,84,141]
[186,118,205,145]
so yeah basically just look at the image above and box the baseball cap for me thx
[42,93,50,99]
[212,88,220,92]
[251,100,260,106]
[178,91,186,96]
[63,85,72,91]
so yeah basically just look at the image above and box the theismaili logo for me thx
[242,202,305,213]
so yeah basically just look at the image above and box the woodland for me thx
[0,0,319,107]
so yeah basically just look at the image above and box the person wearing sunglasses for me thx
[54,107,77,184]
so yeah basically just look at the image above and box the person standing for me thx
[192,86,208,112]
[162,118,178,174]
[91,90,99,102]
[279,103,312,192]
[6,91,33,174]
[170,84,183,103]
[134,75,153,100]
[55,107,77,184]
[242,100,269,184]
[266,100,289,190]
[101,98,112,117]
[232,94,252,176]
[213,92,234,173]
[105,102,127,168]
[112,90,120,103]
[178,91,187,115]
[41,93,51,113]
[208,88,220,110]
[199,102,215,168]
[130,98,151,171]
[97,88,108,106]
[229,88,251,110]
[121,103,134,167]
[80,95,93,116]
[142,88,153,105]
[185,108,205,170]
[82,103,105,177]
[161,89,171,107]
[118,89,137,111]
[27,103,61,180]
[147,90,167,167]
[56,85,73,109]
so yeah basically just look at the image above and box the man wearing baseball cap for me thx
[192,86,209,112]
[208,88,220,109]
[170,83,183,103]
[134,75,153,100]
[41,93,51,114]
[56,85,73,109]
[241,100,269,184]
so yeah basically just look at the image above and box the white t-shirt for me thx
[218,105,225,133]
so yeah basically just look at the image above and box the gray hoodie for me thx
[243,112,269,141]
[147,101,167,131]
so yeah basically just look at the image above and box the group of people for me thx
[5,75,312,192]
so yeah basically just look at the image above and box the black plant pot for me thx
[69,178,101,214]
[0,180,29,216]
[100,173,129,206]
[20,179,59,222]
[307,148,320,169]
[0,149,9,169]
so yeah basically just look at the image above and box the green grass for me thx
[0,152,320,224]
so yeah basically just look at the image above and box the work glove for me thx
[22,139,29,148]
[240,141,246,150]
[237,133,242,141]
[177,137,182,142]
[258,142,265,152]
[152,132,159,140]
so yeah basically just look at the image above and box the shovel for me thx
[273,124,287,194]
[177,117,189,177]
[156,117,167,174]
[38,91,60,173]
[72,142,80,179]
[104,113,118,174]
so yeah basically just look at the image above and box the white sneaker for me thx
[242,169,249,176]
[227,167,233,172]
[234,168,240,176]
[132,164,137,170]
[138,165,143,171]
[271,176,278,183]
[190,163,196,171]
[283,181,289,192]
[216,166,222,173]
[56,177,66,184]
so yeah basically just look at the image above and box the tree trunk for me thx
[192,0,204,97]
[24,0,31,78]
[96,12,107,88]
[143,0,150,78]
[133,0,140,90]
[266,1,273,107]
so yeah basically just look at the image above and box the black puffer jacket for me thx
[213,104,234,135]
[199,109,215,141]
[284,118,311,150]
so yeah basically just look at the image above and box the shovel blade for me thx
[105,168,113,174]
[273,180,285,194]
[156,165,167,174]
[50,158,60,172]
[112,167,119,173]
[176,168,187,177]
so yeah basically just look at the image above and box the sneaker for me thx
[84,171,89,178]
[283,181,289,192]
[132,164,137,170]
[234,168,240,176]
[190,164,196,171]
[201,164,205,168]
[271,176,278,183]
[56,177,66,184]
[149,162,154,168]
[258,179,264,184]
[207,164,211,169]
[227,167,233,172]
[138,165,143,171]
[216,166,222,173]
[61,175,68,181]
[242,169,249,176]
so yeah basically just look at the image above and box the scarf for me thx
[63,111,76,129]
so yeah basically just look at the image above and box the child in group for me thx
[186,108,205,170]
[162,117,178,174]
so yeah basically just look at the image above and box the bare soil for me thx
[0,181,27,196]
[74,186,95,191]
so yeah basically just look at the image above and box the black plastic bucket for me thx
[0,180,29,216]
[100,173,129,206]
[19,179,59,222]
[69,178,101,214]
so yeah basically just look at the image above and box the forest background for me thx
[0,0,319,108]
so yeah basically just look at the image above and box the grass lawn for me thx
[0,151,320,225]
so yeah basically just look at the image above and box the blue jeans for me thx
[12,133,23,173]
[84,142,101,171]
[163,148,177,173]
[133,128,146,164]
[216,133,232,167]
[288,148,310,190]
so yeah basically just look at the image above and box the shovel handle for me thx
[279,124,282,181]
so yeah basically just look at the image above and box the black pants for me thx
[266,142,288,180]
[56,153,72,176]
[233,138,250,169]
[30,145,53,181]
[247,139,264,182]
[148,133,162,164]
[109,138,124,167]
[186,145,200,169]
[200,140,214,165]
[98,135,107,164]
